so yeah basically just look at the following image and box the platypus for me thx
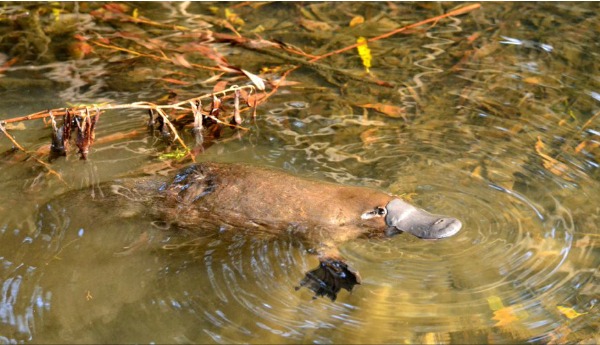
[109,162,461,300]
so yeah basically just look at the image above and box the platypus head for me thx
[362,198,462,239]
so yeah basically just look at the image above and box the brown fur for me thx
[156,162,392,246]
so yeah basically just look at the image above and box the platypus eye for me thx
[360,206,387,220]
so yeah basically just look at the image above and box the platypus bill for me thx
[143,162,462,301]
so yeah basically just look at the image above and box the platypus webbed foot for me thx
[296,259,361,301]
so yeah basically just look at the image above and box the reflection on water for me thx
[1,2,599,344]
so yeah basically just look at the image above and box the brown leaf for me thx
[210,95,221,118]
[114,32,167,51]
[269,78,301,87]
[68,41,93,60]
[575,140,599,153]
[217,64,240,74]
[170,54,192,69]
[358,103,406,119]
[298,18,335,32]
[160,78,190,85]
[471,165,483,179]
[467,32,481,43]
[213,80,229,93]
[241,69,266,90]
[523,76,542,85]
[104,3,129,13]
[180,43,229,66]
[73,34,88,41]
[360,128,379,146]
[0,57,18,74]
[242,38,280,50]
[349,15,365,27]
[535,136,573,181]
[96,37,110,45]
[240,89,267,109]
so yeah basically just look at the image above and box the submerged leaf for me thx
[68,41,94,60]
[523,76,542,85]
[493,307,518,327]
[358,103,405,119]
[535,136,573,181]
[210,94,222,118]
[356,37,372,73]
[349,15,365,27]
[158,148,190,161]
[171,54,192,69]
[104,3,130,13]
[180,42,229,66]
[471,165,483,179]
[359,128,379,146]
[298,18,335,32]
[213,80,228,93]
[225,8,245,27]
[557,306,587,319]
[575,140,600,153]
[160,78,190,85]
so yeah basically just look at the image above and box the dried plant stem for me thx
[309,3,482,64]
[0,122,67,185]
[153,107,189,152]
[582,110,600,130]
[0,85,257,176]
[0,85,257,126]
[91,41,221,72]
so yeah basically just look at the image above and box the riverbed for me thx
[0,2,598,343]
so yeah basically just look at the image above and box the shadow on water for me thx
[0,2,599,344]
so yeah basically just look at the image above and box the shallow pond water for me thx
[0,2,598,344]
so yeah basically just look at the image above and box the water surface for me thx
[0,2,598,343]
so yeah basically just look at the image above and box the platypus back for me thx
[161,162,393,243]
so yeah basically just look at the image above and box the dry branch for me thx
[0,85,260,175]
[0,85,257,125]
[309,3,482,64]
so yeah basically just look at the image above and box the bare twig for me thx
[0,85,257,125]
[0,85,259,176]
[309,3,482,64]
[153,107,189,152]
[91,40,222,72]
[0,122,67,185]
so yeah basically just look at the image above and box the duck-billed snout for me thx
[384,199,462,239]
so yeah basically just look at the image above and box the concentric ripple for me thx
[1,2,599,344]
[137,163,596,344]
[184,106,598,344]
[2,102,597,343]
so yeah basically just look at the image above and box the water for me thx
[0,2,598,343]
